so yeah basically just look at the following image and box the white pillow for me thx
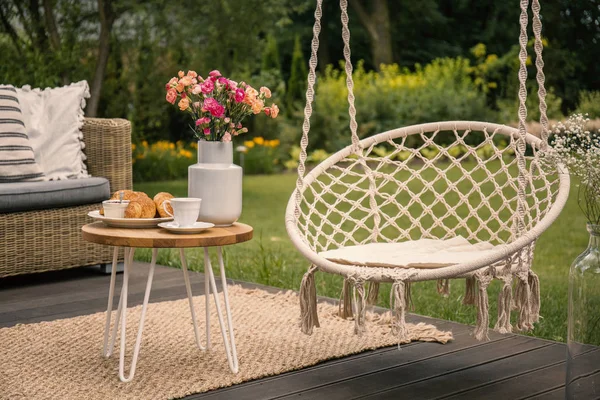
[16,81,90,180]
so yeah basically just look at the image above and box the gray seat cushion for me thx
[0,177,110,213]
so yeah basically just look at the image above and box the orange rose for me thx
[178,97,190,111]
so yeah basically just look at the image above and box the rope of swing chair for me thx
[295,0,550,217]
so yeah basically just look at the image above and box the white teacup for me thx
[163,198,202,227]
[102,200,130,218]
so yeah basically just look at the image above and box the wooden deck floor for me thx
[0,263,570,399]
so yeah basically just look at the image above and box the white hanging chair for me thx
[285,0,570,341]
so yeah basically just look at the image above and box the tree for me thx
[286,35,307,116]
[87,0,117,117]
[262,33,281,72]
[349,0,393,69]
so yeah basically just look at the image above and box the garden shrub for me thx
[310,58,494,153]
[132,141,197,182]
[235,137,281,175]
[575,91,600,119]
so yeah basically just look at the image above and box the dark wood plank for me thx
[443,362,566,399]
[525,387,565,400]
[279,337,541,400]
[362,343,563,399]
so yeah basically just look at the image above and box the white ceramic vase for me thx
[188,141,242,226]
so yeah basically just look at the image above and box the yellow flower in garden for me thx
[169,143,175,150]
[244,140,255,148]
[191,142,198,149]
[269,139,280,148]
[253,137,264,145]
[142,140,149,148]
[131,143,136,151]
[179,149,193,159]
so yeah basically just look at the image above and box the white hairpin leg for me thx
[103,246,120,357]
[204,247,239,373]
[102,247,157,383]
[180,248,207,350]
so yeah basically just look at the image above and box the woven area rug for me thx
[0,286,452,400]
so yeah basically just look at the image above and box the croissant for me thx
[132,193,156,218]
[124,201,143,218]
[153,192,174,218]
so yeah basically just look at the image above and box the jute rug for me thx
[0,286,452,400]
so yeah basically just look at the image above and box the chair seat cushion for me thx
[0,177,110,213]
[319,237,497,269]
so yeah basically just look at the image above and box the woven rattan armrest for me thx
[82,118,133,192]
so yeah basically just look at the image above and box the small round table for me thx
[82,221,253,382]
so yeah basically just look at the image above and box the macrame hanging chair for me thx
[285,0,570,341]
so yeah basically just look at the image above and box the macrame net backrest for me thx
[296,124,561,254]
[293,0,558,253]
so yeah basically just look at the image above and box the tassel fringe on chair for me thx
[390,280,410,342]
[473,273,493,341]
[514,272,533,331]
[367,281,380,306]
[299,266,320,335]
[339,278,354,319]
[437,279,450,297]
[463,276,476,305]
[494,271,513,334]
[352,280,367,335]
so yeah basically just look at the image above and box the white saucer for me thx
[157,221,215,234]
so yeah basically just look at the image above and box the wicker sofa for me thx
[0,118,132,278]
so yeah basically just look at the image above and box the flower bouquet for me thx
[165,69,279,142]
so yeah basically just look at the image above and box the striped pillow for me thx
[0,85,44,182]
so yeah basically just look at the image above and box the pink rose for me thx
[201,79,214,94]
[192,84,202,94]
[270,104,279,118]
[166,89,177,104]
[203,128,210,135]
[187,70,198,78]
[222,132,232,142]
[218,77,230,88]
[264,107,271,117]
[234,88,245,103]
[203,98,225,118]
[195,119,203,127]
[178,70,185,78]
[198,117,211,124]
[209,70,221,78]
[260,86,272,98]
[165,77,178,90]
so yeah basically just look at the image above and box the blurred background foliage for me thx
[1,0,599,175]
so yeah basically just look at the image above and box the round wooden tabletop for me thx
[82,221,253,248]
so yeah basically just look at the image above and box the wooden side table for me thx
[82,222,253,382]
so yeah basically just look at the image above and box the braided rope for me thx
[515,0,530,240]
[531,0,549,145]
[295,0,323,221]
[339,0,360,149]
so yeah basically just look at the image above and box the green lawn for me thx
[135,170,586,343]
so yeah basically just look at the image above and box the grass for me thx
[135,167,588,343]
